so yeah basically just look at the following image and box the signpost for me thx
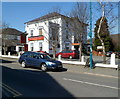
[89,1,93,69]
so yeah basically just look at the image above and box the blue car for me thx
[18,51,63,71]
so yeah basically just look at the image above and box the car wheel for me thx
[69,56,72,59]
[21,61,26,68]
[41,63,47,72]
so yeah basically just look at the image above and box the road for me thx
[0,57,119,98]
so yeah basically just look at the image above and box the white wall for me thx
[25,16,87,54]
[25,18,62,53]
[25,21,49,52]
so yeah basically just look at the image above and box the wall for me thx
[25,20,49,52]
[25,17,63,54]
[25,16,87,54]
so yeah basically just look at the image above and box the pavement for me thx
[63,63,119,79]
[0,56,119,79]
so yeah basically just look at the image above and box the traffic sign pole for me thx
[89,1,93,69]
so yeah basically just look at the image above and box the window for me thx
[28,53,33,58]
[66,30,69,39]
[62,50,66,53]
[22,52,29,57]
[0,34,2,38]
[51,28,58,40]
[65,43,69,50]
[30,30,33,36]
[66,23,68,27]
[17,36,20,40]
[30,43,34,51]
[33,54,37,58]
[66,50,73,53]
[39,29,42,35]
[57,44,60,48]
[19,47,23,51]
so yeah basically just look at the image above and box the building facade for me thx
[25,12,87,55]
[1,28,26,55]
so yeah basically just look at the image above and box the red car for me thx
[37,51,49,55]
[56,50,79,59]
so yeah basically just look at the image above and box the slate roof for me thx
[1,28,24,35]
[25,12,68,24]
[1,28,24,46]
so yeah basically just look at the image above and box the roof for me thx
[1,28,24,35]
[2,39,22,46]
[25,12,69,24]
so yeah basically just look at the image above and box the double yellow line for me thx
[0,82,22,97]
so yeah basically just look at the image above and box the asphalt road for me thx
[0,57,119,98]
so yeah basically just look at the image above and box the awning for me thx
[72,43,80,46]
[28,36,44,41]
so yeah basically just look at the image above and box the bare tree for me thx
[43,8,62,59]
[1,22,9,55]
[95,1,118,63]
[49,21,60,59]
[70,2,89,61]
[43,7,74,59]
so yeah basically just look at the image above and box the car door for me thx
[61,50,67,58]
[66,50,74,58]
[25,52,34,66]
[30,53,41,67]
[29,53,38,66]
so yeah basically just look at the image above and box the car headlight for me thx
[46,62,56,65]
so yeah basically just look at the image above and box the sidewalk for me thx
[0,55,119,78]
[63,63,118,78]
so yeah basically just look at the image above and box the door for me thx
[61,50,67,58]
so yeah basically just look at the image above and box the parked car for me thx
[37,51,49,55]
[18,51,63,71]
[56,49,79,59]
[106,51,113,57]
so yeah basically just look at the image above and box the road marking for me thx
[11,62,18,64]
[68,70,118,79]
[82,72,118,79]
[63,78,119,90]
[0,82,22,97]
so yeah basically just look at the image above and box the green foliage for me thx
[94,17,114,52]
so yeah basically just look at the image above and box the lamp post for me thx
[89,1,93,69]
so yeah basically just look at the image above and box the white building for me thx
[25,12,87,55]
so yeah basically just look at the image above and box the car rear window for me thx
[22,52,29,57]
[66,50,73,53]
[38,54,51,59]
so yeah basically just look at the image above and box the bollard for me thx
[110,53,116,65]
[58,55,61,61]
[0,47,1,56]
[81,56,85,62]
[18,52,21,57]
[8,52,10,56]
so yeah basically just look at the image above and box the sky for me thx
[2,2,119,38]
[2,2,75,32]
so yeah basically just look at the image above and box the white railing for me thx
[0,53,118,69]
[58,54,118,69]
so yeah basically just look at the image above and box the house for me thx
[25,12,87,55]
[1,28,26,55]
